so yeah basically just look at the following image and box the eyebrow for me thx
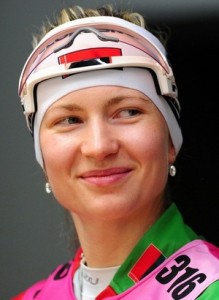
[104,94,150,108]
[48,93,150,113]
[105,96,128,107]
[48,103,83,112]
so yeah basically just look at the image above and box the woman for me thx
[13,4,219,300]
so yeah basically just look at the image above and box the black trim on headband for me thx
[59,57,124,79]
[70,58,110,68]
[164,96,181,126]
[72,57,114,68]
[147,69,162,96]
[29,83,39,137]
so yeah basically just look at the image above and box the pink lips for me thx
[79,167,132,186]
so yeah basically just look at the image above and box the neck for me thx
[71,200,164,268]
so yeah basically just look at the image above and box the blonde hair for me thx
[32,4,167,48]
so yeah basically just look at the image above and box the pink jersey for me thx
[12,240,219,300]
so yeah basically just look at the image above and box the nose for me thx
[80,119,119,160]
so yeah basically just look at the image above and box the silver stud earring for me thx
[45,182,52,194]
[169,165,176,177]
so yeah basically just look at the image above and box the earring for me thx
[169,165,176,177]
[45,182,52,194]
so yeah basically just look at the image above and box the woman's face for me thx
[40,86,175,221]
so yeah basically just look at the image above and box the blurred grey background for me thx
[1,0,219,299]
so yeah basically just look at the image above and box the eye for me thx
[59,116,83,125]
[116,108,142,118]
[67,116,82,124]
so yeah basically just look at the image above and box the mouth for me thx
[79,167,132,186]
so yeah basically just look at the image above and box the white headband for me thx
[35,68,182,168]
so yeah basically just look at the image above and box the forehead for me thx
[36,68,159,115]
[47,85,153,109]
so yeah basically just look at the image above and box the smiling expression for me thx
[40,86,175,221]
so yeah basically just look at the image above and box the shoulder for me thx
[10,279,46,300]
[198,280,219,299]
[11,261,75,300]
[11,249,82,300]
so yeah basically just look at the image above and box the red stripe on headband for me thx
[58,47,122,64]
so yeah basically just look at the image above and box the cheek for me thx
[128,122,171,192]
[40,133,77,174]
[126,123,170,161]
[40,135,78,204]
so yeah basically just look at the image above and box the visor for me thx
[19,16,179,119]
